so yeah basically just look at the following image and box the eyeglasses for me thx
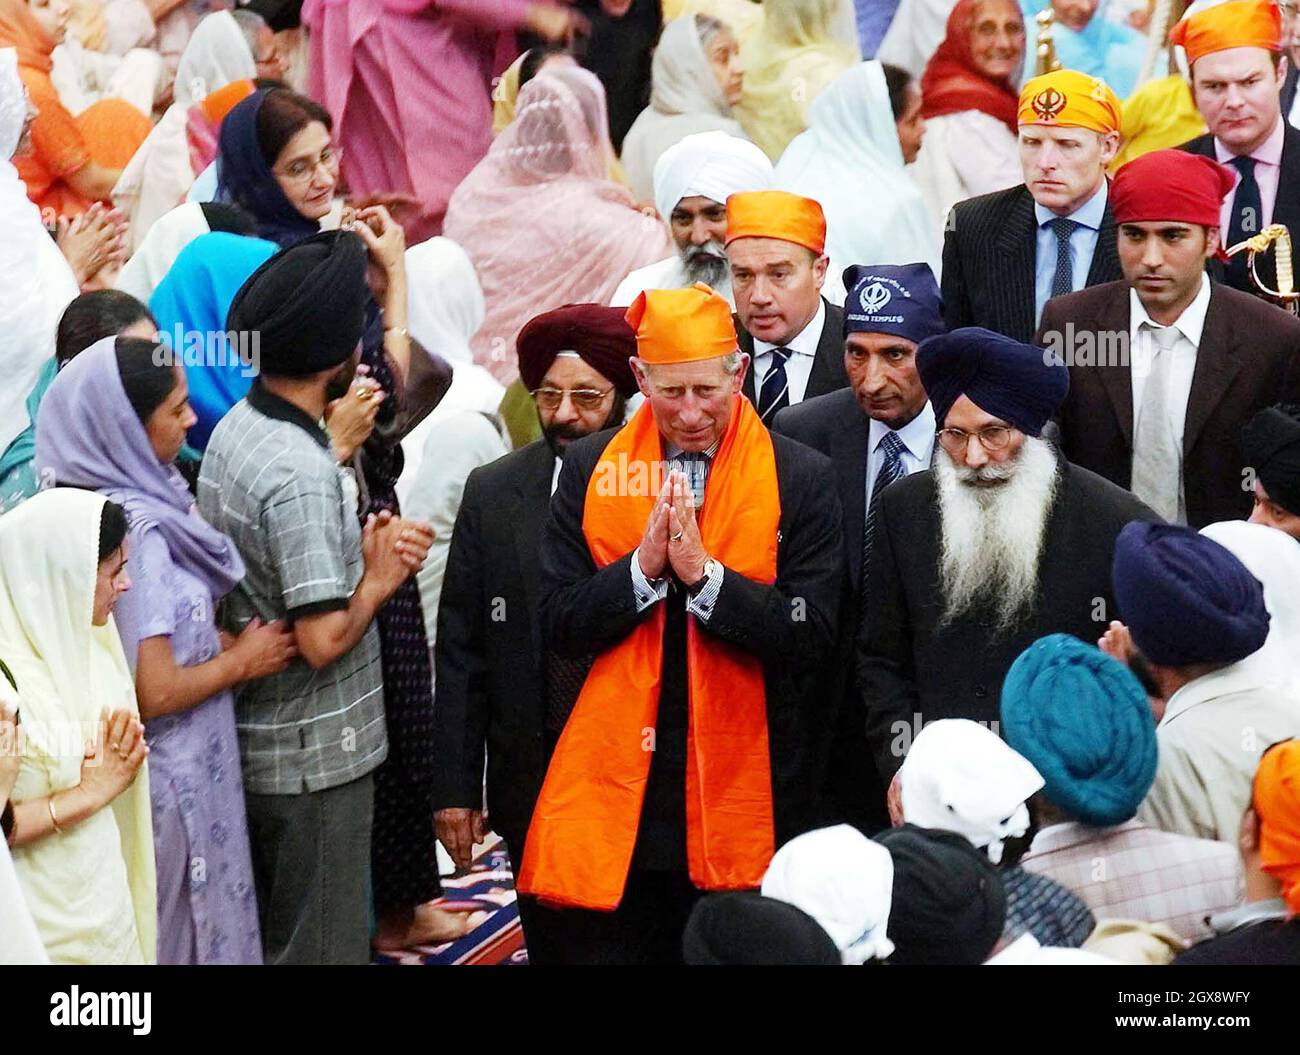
[531,386,613,411]
[274,145,342,185]
[936,425,1016,454]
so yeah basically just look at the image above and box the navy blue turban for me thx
[842,262,945,346]
[1112,522,1271,667]
[682,893,840,966]
[916,327,1069,436]
[874,826,1006,966]
[1002,634,1158,826]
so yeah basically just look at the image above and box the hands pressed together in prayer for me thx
[78,708,148,811]
[56,203,129,291]
[362,509,435,601]
[637,470,710,587]
[326,363,385,464]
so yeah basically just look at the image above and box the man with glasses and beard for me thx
[431,304,638,964]
[611,130,775,309]
[857,326,1159,816]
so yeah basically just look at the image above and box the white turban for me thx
[900,719,1045,865]
[651,130,775,229]
[761,824,895,965]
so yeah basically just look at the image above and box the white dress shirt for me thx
[866,402,936,509]
[1128,275,1211,444]
[751,298,827,406]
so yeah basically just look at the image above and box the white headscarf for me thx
[775,60,941,283]
[397,237,504,507]
[900,719,1045,864]
[0,49,79,458]
[114,201,213,303]
[0,488,156,964]
[1200,520,1300,696]
[761,824,895,964]
[113,11,256,254]
[651,128,775,227]
[621,15,751,203]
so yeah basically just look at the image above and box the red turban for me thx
[1110,149,1237,228]
[516,304,639,397]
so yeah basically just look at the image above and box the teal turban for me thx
[1000,634,1158,827]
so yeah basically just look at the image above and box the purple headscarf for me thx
[33,337,244,600]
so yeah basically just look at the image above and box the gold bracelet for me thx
[47,794,65,835]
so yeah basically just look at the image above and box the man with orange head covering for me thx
[725,190,849,423]
[1177,738,1300,963]
[942,67,1125,342]
[520,284,844,964]
[1177,0,1300,295]
[1042,147,1300,528]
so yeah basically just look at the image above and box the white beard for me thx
[934,435,1061,634]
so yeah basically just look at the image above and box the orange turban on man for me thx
[624,283,738,364]
[724,190,827,255]
[1172,0,1281,64]
[1255,739,1300,914]
[1017,70,1122,135]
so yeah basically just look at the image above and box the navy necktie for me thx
[1226,156,1261,290]
[757,346,792,422]
[1048,217,1079,298]
[671,450,709,508]
[863,432,906,585]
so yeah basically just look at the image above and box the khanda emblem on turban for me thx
[861,282,893,314]
[1031,87,1067,122]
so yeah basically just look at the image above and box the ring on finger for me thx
[671,531,684,542]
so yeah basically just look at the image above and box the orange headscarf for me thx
[518,394,781,910]
[625,283,737,365]
[0,0,56,73]
[1018,70,1122,135]
[1171,0,1281,64]
[1255,739,1300,915]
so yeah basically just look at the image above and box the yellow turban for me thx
[624,283,738,365]
[1018,70,1122,135]
[1172,0,1281,64]
[724,190,827,255]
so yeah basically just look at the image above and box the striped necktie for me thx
[863,431,907,585]
[757,346,792,423]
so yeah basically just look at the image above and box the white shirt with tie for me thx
[866,402,937,509]
[751,298,827,406]
[1128,276,1210,449]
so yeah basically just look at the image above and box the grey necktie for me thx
[1130,323,1185,523]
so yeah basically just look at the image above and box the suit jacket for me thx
[539,422,844,864]
[1282,65,1299,120]
[858,456,1158,780]
[1181,123,1300,297]
[1040,279,1300,528]
[942,183,1122,343]
[771,387,908,833]
[737,298,850,407]
[431,438,554,851]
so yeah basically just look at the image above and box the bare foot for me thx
[373,904,486,950]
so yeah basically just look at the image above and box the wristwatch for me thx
[686,558,718,596]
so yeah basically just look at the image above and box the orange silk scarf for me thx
[518,396,780,910]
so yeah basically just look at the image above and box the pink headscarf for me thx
[444,66,672,384]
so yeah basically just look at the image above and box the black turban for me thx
[682,893,841,966]
[516,304,639,398]
[875,825,1007,965]
[227,230,369,378]
[1242,404,1300,517]
[917,326,1069,436]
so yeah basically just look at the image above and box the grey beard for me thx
[934,435,1060,634]
[681,244,730,289]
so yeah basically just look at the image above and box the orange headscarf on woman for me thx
[0,0,55,72]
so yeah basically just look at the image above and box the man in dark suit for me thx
[941,69,1124,342]
[725,190,848,419]
[431,304,640,963]
[772,262,946,835]
[858,327,1157,795]
[520,285,842,964]
[1175,0,1300,296]
[1041,148,1300,528]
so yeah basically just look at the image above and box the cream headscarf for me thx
[620,15,750,203]
[0,48,80,458]
[732,0,860,161]
[0,488,156,964]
